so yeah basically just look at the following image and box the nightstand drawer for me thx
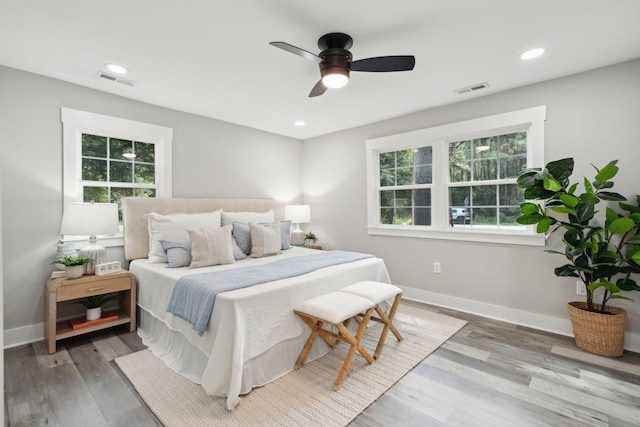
[56,276,131,302]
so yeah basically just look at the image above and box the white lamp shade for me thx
[284,205,311,224]
[60,202,120,236]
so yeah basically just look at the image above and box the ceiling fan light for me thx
[322,72,349,89]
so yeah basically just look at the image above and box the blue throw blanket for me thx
[166,250,374,335]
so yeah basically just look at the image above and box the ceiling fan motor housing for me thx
[318,33,354,80]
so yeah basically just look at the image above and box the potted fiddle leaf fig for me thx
[516,158,640,357]
[51,255,94,279]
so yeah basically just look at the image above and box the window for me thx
[366,106,546,246]
[62,108,173,236]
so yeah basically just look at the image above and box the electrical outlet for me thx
[576,281,587,296]
[434,262,441,274]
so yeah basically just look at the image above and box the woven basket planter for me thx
[567,302,627,357]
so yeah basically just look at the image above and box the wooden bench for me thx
[294,291,376,391]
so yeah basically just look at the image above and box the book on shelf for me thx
[69,312,119,330]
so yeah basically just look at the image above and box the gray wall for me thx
[302,59,640,344]
[0,65,302,336]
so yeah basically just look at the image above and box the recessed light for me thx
[106,63,128,74]
[520,48,545,60]
[294,120,306,127]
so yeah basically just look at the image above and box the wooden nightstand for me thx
[45,271,137,354]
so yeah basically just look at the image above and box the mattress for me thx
[130,246,391,409]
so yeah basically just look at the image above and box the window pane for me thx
[110,187,134,204]
[380,190,394,207]
[449,161,471,182]
[472,185,497,205]
[396,149,413,168]
[473,159,498,181]
[83,186,109,203]
[414,189,431,207]
[501,155,527,179]
[380,169,395,187]
[449,186,470,206]
[414,208,431,225]
[415,165,432,184]
[380,208,394,224]
[380,152,395,170]
[135,163,155,184]
[82,134,107,157]
[135,188,156,198]
[110,138,134,161]
[499,184,524,206]
[449,140,472,161]
[135,141,155,163]
[500,132,527,156]
[110,161,133,183]
[82,158,107,181]
[395,208,412,225]
[396,167,414,185]
[473,207,497,225]
[414,146,432,166]
[396,190,412,207]
[499,207,521,226]
[473,136,497,158]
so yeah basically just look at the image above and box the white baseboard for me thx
[5,289,639,354]
[401,286,640,354]
[4,322,44,349]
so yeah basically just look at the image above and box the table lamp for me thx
[60,202,120,274]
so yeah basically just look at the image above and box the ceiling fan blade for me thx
[308,80,327,97]
[351,56,416,72]
[269,41,323,63]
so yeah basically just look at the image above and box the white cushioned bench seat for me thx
[294,292,375,324]
[294,291,376,391]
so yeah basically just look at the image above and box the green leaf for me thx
[554,264,579,277]
[550,206,577,216]
[631,247,640,265]
[516,213,543,225]
[567,183,578,195]
[559,194,579,208]
[609,295,633,301]
[543,177,562,192]
[617,278,640,292]
[598,191,627,201]
[584,177,594,194]
[546,158,574,181]
[608,217,635,234]
[594,163,619,182]
[605,207,618,228]
[517,171,540,188]
[520,203,539,215]
[537,217,553,233]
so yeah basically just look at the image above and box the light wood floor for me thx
[5,302,640,426]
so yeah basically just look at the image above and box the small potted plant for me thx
[74,294,120,321]
[304,231,318,248]
[51,255,94,279]
[516,158,640,356]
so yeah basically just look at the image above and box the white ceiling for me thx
[1,1,639,140]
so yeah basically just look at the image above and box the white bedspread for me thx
[130,247,391,409]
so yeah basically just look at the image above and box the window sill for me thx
[367,225,545,246]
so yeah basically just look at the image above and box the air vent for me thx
[454,82,489,95]
[96,72,137,86]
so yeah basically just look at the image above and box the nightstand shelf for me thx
[45,271,136,354]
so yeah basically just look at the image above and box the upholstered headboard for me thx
[121,197,283,261]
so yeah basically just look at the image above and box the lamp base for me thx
[290,228,306,246]
[78,244,108,275]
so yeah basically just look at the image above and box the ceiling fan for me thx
[269,32,416,97]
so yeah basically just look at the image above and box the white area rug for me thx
[115,304,467,427]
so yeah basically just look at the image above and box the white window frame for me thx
[61,108,173,245]
[366,106,546,246]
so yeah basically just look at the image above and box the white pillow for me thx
[145,210,222,263]
[250,222,281,258]
[221,210,275,226]
[188,225,235,268]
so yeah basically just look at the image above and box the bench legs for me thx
[295,307,375,391]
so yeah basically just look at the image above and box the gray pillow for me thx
[161,240,192,268]
[233,221,291,254]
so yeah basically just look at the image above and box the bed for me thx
[121,197,392,410]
